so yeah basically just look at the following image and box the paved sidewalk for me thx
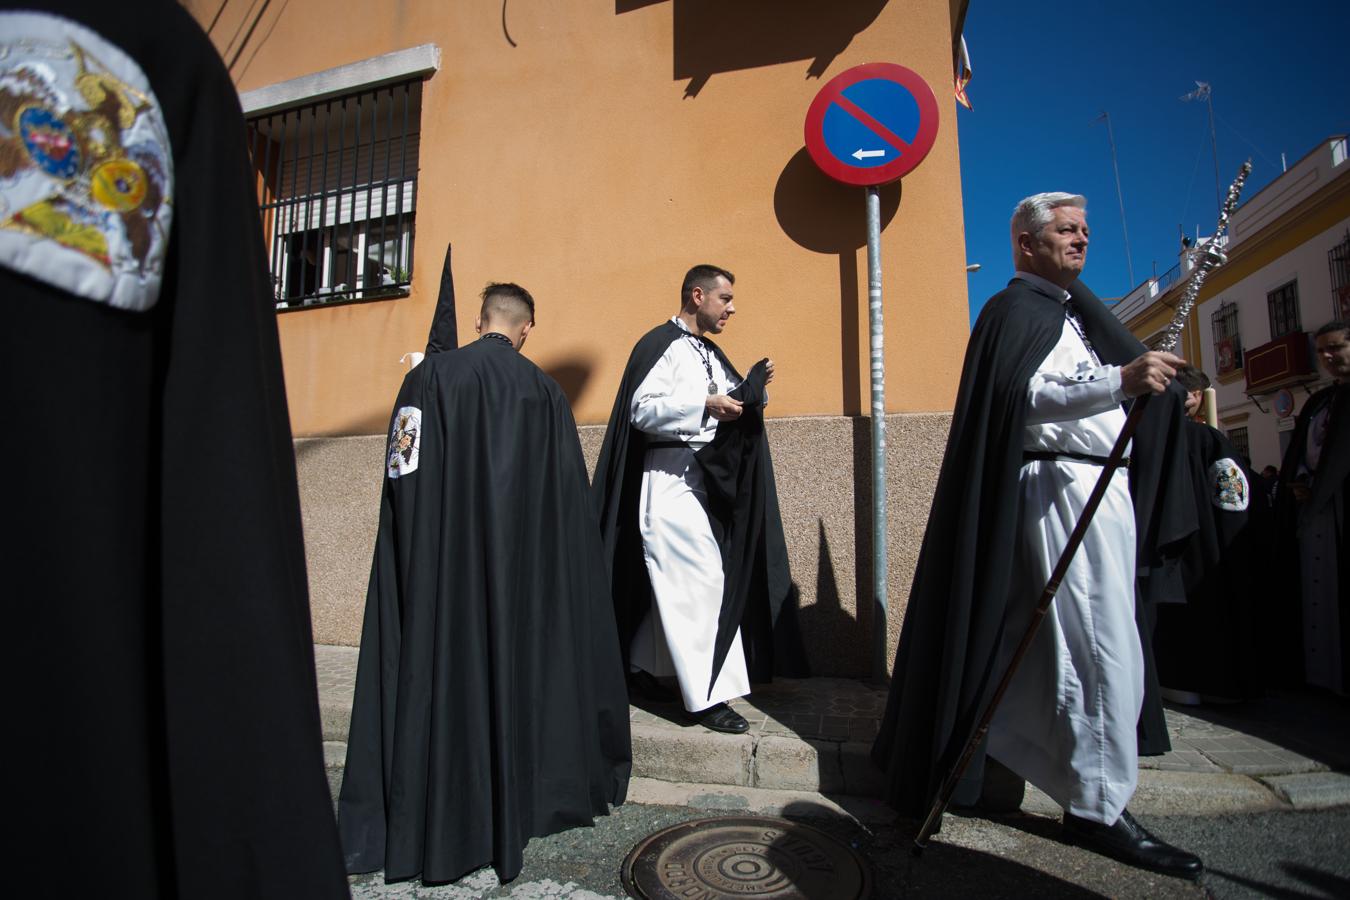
[314,644,1350,814]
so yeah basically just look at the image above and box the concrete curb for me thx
[312,646,1350,819]
[320,734,1325,818]
[1259,772,1350,809]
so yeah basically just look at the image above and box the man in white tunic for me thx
[630,266,771,732]
[873,193,1204,881]
[592,264,797,735]
[989,195,1201,877]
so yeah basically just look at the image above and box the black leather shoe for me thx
[1062,809,1203,880]
[684,703,749,734]
[627,670,679,702]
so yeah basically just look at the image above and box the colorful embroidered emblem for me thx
[387,406,422,479]
[0,12,174,312]
[1209,457,1249,512]
[18,106,81,177]
[90,158,147,211]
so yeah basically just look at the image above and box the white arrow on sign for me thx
[852,148,887,160]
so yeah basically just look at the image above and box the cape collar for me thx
[479,332,515,349]
[1013,270,1072,304]
[671,315,713,346]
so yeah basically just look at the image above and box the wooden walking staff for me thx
[913,161,1252,854]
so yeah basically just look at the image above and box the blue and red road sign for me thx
[804,63,939,187]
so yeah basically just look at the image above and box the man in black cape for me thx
[339,282,632,885]
[1154,367,1268,703]
[2,2,347,894]
[592,264,806,735]
[871,193,1202,879]
[1276,320,1349,694]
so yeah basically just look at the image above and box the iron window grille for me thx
[246,78,422,309]
[1225,426,1250,464]
[1266,280,1301,339]
[1210,300,1243,370]
[1330,231,1350,320]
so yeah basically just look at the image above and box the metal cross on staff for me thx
[912,160,1253,854]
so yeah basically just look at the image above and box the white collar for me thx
[1014,270,1072,303]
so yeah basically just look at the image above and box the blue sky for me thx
[956,1,1350,324]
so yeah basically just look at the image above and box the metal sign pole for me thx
[802,61,937,683]
[865,184,887,681]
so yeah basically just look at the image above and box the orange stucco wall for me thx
[188,1,969,435]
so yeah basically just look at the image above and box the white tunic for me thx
[629,318,751,712]
[986,274,1144,825]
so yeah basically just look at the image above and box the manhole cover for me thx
[620,815,871,899]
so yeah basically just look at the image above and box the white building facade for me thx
[1113,137,1350,470]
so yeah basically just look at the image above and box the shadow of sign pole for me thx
[803,63,939,682]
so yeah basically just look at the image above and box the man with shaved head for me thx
[476,281,537,345]
[340,281,631,886]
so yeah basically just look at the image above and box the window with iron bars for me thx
[1330,231,1350,320]
[246,79,421,309]
[1266,279,1301,339]
[1210,300,1242,371]
[1225,426,1250,465]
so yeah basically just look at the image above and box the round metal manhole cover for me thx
[620,815,871,899]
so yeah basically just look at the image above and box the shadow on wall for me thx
[774,149,901,417]
[543,356,596,408]
[617,0,890,98]
[802,519,871,678]
[851,416,884,682]
[200,0,291,83]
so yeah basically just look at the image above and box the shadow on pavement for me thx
[780,801,1099,898]
[1165,688,1350,770]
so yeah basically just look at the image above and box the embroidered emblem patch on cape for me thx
[1209,457,1248,512]
[0,12,174,312]
[387,406,421,479]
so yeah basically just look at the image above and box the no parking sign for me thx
[801,62,940,681]
[804,62,939,186]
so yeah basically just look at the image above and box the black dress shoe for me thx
[627,670,679,702]
[684,702,749,734]
[1062,809,1203,880]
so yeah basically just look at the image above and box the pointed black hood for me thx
[425,243,458,354]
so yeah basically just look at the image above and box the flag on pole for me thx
[1180,80,1211,102]
[954,36,973,110]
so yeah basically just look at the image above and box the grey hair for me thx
[1010,192,1086,263]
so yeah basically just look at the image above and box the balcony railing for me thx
[1244,331,1317,394]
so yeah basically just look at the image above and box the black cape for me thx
[338,337,632,885]
[1154,422,1268,700]
[870,277,1195,819]
[1275,382,1350,690]
[2,2,347,894]
[591,322,808,696]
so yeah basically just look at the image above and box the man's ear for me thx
[475,315,483,334]
[690,285,704,308]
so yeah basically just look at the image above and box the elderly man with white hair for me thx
[873,193,1204,880]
